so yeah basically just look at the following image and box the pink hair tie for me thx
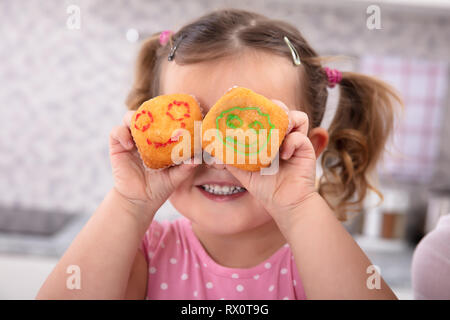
[159,30,173,46]
[323,67,342,88]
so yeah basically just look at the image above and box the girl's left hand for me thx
[226,100,318,223]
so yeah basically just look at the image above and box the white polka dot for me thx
[148,251,155,259]
[253,274,260,280]
[264,262,272,269]
[293,280,297,286]
[203,263,207,267]
[160,242,165,248]
[176,240,180,245]
[160,283,168,290]
[236,284,244,292]
[219,298,225,300]
[280,268,288,274]
[283,296,289,300]
[149,267,157,274]
[181,273,188,280]
[193,291,198,297]
[268,285,275,292]
[231,273,239,279]
[184,249,188,254]
[206,282,213,289]
[170,258,177,264]
[284,243,289,247]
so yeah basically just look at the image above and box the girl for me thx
[37,9,400,300]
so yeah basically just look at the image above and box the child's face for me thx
[160,50,301,235]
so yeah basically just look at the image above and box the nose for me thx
[203,151,226,170]
[208,162,226,170]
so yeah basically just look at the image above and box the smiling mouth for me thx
[199,184,246,196]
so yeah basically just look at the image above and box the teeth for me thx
[201,184,245,195]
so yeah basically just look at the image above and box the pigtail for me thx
[125,33,163,110]
[319,72,402,221]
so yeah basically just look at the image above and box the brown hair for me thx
[126,9,402,221]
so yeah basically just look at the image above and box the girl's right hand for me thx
[109,111,198,212]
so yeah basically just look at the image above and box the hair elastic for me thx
[283,36,301,66]
[159,30,173,46]
[323,67,342,88]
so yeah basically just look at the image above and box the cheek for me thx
[243,200,273,226]
[168,178,199,222]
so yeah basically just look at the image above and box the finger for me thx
[109,125,135,151]
[271,100,309,135]
[279,131,315,161]
[271,99,293,133]
[123,110,135,128]
[287,110,309,136]
[272,99,290,114]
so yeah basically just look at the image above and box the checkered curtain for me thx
[360,55,448,183]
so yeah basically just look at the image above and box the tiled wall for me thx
[1,0,449,216]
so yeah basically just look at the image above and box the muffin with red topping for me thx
[131,94,203,169]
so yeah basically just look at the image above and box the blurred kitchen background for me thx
[1,0,449,300]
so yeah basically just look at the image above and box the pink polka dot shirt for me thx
[140,217,306,300]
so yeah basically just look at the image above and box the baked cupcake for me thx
[201,87,289,171]
[131,94,203,169]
